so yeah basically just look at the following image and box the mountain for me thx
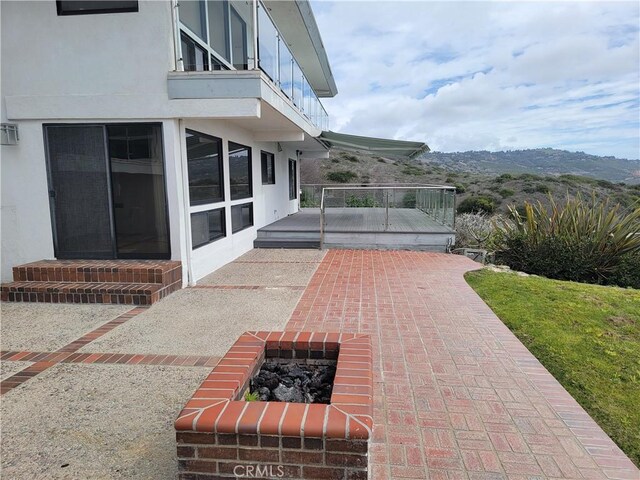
[418,148,640,184]
[300,149,640,214]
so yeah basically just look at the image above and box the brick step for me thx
[12,259,181,284]
[1,280,179,305]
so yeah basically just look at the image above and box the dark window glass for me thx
[210,55,229,71]
[179,0,205,40]
[261,151,275,185]
[229,141,252,200]
[57,1,138,15]
[207,0,230,62]
[181,32,209,72]
[191,208,225,248]
[289,158,297,200]
[186,129,224,205]
[107,124,170,258]
[231,203,253,233]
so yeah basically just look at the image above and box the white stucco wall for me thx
[181,119,298,282]
[0,0,173,100]
[0,1,310,283]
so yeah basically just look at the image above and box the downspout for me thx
[178,118,196,286]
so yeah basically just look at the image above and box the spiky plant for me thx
[495,193,640,285]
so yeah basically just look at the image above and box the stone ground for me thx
[1,248,638,479]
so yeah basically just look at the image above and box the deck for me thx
[255,208,455,251]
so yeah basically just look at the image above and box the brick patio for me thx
[287,250,638,480]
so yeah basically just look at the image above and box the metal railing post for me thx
[319,188,325,250]
[385,190,389,231]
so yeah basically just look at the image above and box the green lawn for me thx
[465,270,640,467]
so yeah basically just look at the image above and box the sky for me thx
[311,1,640,159]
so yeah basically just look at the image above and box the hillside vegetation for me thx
[301,149,640,214]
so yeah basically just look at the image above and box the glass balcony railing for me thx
[175,0,329,131]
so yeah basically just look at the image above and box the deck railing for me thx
[318,185,456,248]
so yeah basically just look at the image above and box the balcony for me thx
[170,0,330,132]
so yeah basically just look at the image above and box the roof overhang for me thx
[318,131,430,159]
[263,0,338,98]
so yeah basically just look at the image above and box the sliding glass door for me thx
[45,123,170,259]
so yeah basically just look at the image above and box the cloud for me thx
[313,1,640,159]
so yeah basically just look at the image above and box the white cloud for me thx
[313,0,640,159]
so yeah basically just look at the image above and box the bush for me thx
[455,213,496,248]
[535,183,551,194]
[454,183,467,193]
[494,173,513,183]
[402,165,424,176]
[346,194,376,207]
[326,170,357,183]
[499,188,515,198]
[606,252,640,289]
[495,194,640,286]
[402,192,416,208]
[457,195,498,214]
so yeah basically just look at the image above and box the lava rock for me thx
[273,383,304,403]
[249,359,336,404]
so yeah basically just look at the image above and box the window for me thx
[181,32,209,72]
[178,0,252,71]
[229,141,252,200]
[57,1,138,15]
[186,129,224,205]
[261,151,275,185]
[191,208,225,248]
[231,203,253,233]
[289,159,297,200]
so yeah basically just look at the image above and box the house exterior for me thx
[0,0,336,285]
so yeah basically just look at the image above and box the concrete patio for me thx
[1,249,638,479]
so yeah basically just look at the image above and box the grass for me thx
[465,270,640,466]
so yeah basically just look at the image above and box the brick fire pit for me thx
[175,331,373,479]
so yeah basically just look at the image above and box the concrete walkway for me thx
[287,250,639,480]
[0,250,324,479]
[1,249,638,479]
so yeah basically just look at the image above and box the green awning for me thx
[318,131,429,159]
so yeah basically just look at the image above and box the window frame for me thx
[261,151,275,185]
[231,202,254,234]
[288,158,297,200]
[191,207,226,249]
[228,141,253,201]
[185,129,224,206]
[56,1,138,16]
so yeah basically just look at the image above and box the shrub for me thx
[402,165,424,176]
[606,252,640,289]
[340,152,360,163]
[331,158,340,163]
[326,170,357,183]
[346,194,376,207]
[402,191,416,208]
[455,213,496,248]
[499,188,515,198]
[535,184,551,194]
[494,173,513,183]
[454,183,467,193]
[457,195,498,214]
[495,194,640,286]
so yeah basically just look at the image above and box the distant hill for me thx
[300,148,640,214]
[418,148,640,184]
